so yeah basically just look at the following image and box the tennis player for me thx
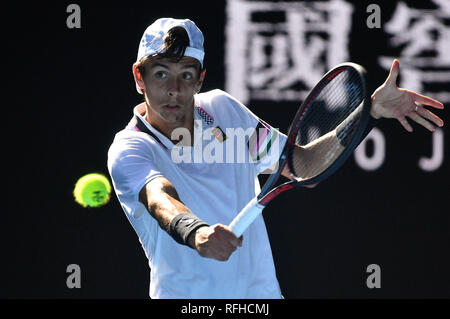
[107,18,444,299]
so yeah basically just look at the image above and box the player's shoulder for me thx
[196,89,240,105]
[107,126,155,160]
[111,125,145,144]
[196,89,247,117]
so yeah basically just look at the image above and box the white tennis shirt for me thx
[107,89,287,298]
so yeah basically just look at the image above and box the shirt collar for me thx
[131,102,215,150]
[132,104,175,150]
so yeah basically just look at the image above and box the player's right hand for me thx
[190,224,243,261]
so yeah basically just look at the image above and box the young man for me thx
[107,18,444,299]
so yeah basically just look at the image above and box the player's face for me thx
[140,57,204,128]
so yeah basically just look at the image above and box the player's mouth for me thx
[163,104,181,111]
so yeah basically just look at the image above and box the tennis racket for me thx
[229,62,371,237]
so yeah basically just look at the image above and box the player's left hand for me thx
[370,59,444,132]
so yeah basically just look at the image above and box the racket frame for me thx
[258,62,371,207]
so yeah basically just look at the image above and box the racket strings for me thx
[302,71,362,139]
[289,69,365,180]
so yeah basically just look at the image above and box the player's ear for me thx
[195,69,206,93]
[132,63,145,94]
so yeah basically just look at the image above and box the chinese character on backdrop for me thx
[225,0,353,104]
[379,0,450,104]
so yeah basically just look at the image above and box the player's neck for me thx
[144,105,194,146]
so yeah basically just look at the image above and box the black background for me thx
[2,0,449,299]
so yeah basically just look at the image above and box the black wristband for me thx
[168,212,209,247]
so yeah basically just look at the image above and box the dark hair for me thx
[136,26,204,78]
[158,26,190,60]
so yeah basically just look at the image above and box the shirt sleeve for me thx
[107,133,163,219]
[216,90,287,175]
[248,117,287,175]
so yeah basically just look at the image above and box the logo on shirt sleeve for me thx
[211,126,227,143]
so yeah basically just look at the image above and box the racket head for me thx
[258,63,371,203]
[285,62,371,185]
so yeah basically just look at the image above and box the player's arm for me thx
[284,59,445,179]
[139,176,242,261]
[278,105,366,183]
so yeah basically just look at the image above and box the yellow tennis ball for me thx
[73,173,111,208]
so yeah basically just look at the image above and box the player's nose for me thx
[167,78,180,97]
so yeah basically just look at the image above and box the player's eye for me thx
[182,72,193,80]
[155,71,167,79]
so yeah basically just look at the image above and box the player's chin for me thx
[160,109,186,123]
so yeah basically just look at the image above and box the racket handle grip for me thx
[229,197,265,237]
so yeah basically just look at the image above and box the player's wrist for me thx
[169,212,209,248]
[187,225,208,249]
[370,94,383,119]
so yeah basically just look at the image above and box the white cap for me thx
[137,17,204,64]
[135,18,205,94]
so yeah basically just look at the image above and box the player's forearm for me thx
[335,104,363,146]
[289,104,374,179]
[139,177,192,233]
[139,177,209,248]
[291,133,343,179]
[336,103,376,146]
[150,192,190,232]
[295,105,365,164]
